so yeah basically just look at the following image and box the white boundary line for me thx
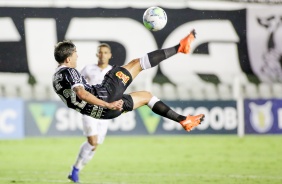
[0,177,132,184]
[1,171,282,181]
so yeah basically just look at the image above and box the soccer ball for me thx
[143,7,167,31]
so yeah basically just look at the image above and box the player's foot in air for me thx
[180,114,205,132]
[177,29,196,54]
[68,166,80,183]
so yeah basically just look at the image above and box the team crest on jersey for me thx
[116,71,130,85]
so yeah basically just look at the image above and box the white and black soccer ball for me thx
[143,7,167,31]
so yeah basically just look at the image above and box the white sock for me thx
[74,141,95,170]
[148,96,160,109]
[139,54,152,70]
[81,151,96,168]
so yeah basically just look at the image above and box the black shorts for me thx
[89,65,134,119]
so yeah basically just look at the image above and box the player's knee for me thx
[145,91,153,98]
[87,136,98,148]
[143,91,154,103]
[125,58,140,68]
[137,91,153,100]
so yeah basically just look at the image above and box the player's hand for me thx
[107,100,124,111]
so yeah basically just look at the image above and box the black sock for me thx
[152,101,186,122]
[147,45,180,67]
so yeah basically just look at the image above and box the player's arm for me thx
[73,86,123,111]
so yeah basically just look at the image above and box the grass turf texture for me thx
[0,135,281,184]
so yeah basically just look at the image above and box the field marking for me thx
[1,171,282,181]
[0,177,132,184]
[95,172,282,180]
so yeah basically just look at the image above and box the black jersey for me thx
[52,65,133,119]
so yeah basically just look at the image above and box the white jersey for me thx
[80,64,112,85]
[80,63,112,143]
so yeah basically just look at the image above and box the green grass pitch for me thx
[0,135,282,184]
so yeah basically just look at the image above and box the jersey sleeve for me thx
[65,68,84,90]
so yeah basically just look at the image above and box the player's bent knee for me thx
[124,58,140,68]
[87,136,98,148]
[145,91,153,98]
[137,91,153,101]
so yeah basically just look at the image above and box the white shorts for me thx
[82,115,110,144]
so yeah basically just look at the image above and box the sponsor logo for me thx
[162,106,237,132]
[116,71,130,85]
[25,100,237,136]
[0,99,24,139]
[28,103,57,134]
[55,107,83,131]
[278,108,282,129]
[108,111,136,131]
[137,106,161,134]
[249,101,273,133]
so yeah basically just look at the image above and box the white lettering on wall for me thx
[24,18,58,84]
[55,108,83,131]
[0,17,21,41]
[21,17,241,92]
[108,111,136,131]
[162,106,237,131]
[0,110,16,134]
[161,20,240,85]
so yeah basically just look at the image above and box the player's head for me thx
[97,43,111,53]
[54,40,77,66]
[96,43,112,65]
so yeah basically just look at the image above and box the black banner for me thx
[0,7,250,86]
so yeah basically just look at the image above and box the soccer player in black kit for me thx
[53,29,204,133]
[53,29,205,183]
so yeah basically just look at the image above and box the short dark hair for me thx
[54,40,76,64]
[97,43,111,52]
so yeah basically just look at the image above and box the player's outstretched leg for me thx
[68,166,79,183]
[130,91,205,132]
[122,29,196,80]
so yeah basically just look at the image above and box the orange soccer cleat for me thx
[179,114,205,132]
[177,29,196,54]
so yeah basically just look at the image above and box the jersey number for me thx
[59,89,87,110]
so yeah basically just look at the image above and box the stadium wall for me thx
[0,1,282,139]
[0,2,282,98]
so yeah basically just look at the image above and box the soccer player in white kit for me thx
[68,43,112,182]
